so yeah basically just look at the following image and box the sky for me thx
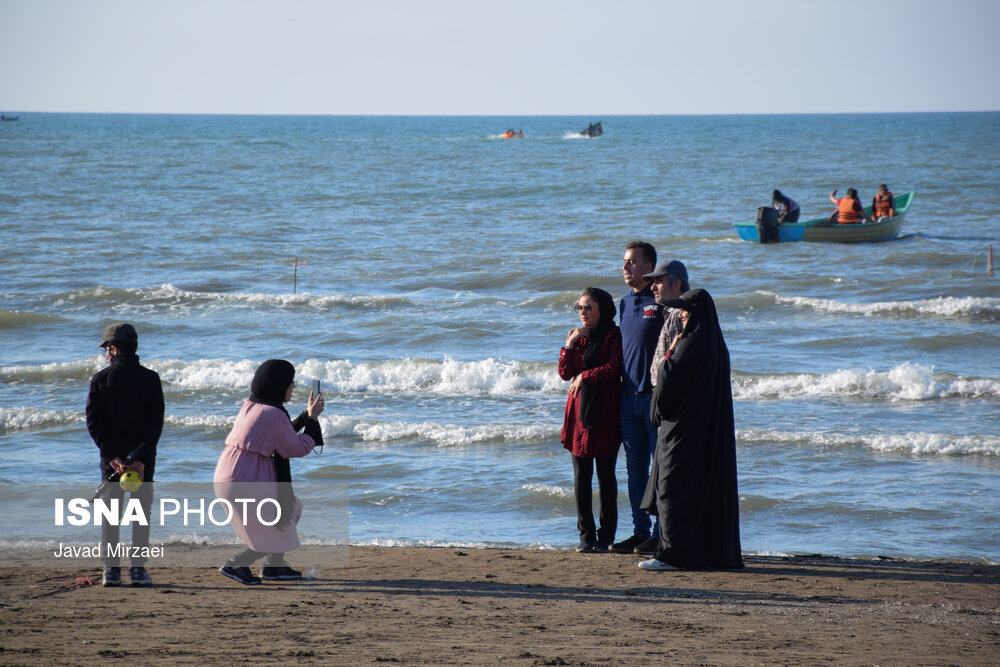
[1,0,998,115]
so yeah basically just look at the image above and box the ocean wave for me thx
[0,536,562,550]
[0,358,103,383]
[761,292,1000,320]
[0,308,67,329]
[48,284,413,312]
[4,357,996,403]
[322,414,557,447]
[733,363,999,401]
[1,355,564,395]
[305,357,562,395]
[153,356,564,394]
[0,406,235,435]
[519,483,572,499]
[0,407,81,434]
[165,414,235,429]
[738,428,1000,456]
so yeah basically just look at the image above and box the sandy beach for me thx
[2,546,998,665]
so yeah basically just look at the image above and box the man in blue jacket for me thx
[612,242,665,555]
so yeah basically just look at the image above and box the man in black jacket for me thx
[86,323,164,587]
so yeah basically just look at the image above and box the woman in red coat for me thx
[558,287,623,552]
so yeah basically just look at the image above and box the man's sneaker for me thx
[102,567,121,587]
[635,537,659,555]
[220,565,262,585]
[611,535,646,554]
[129,566,152,587]
[575,540,596,553]
[261,565,303,581]
[593,542,611,553]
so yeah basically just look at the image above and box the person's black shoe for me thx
[261,565,303,581]
[129,566,152,587]
[635,537,659,555]
[593,542,611,553]
[220,565,262,585]
[575,540,596,553]
[611,535,646,554]
[102,567,121,587]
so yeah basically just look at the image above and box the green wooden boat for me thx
[734,191,915,243]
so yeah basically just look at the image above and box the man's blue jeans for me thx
[620,391,658,539]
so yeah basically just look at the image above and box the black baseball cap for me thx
[98,323,138,348]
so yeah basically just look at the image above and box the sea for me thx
[1,112,998,563]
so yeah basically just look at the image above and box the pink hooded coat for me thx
[213,400,316,553]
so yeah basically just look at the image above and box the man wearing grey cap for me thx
[645,260,690,386]
[86,323,164,587]
[620,259,690,556]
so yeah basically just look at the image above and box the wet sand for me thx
[2,547,998,665]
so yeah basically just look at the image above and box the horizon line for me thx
[3,109,999,117]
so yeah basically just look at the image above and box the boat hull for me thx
[733,191,914,243]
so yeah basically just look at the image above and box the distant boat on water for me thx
[1,114,20,121]
[580,121,603,137]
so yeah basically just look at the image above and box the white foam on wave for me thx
[519,483,572,498]
[0,406,234,434]
[0,535,562,550]
[146,356,563,394]
[0,407,80,434]
[763,291,1000,319]
[298,357,564,395]
[733,362,1000,401]
[7,357,996,404]
[321,413,556,447]
[166,414,234,429]
[152,358,260,389]
[52,283,411,311]
[738,427,1000,456]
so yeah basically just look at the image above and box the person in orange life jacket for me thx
[771,190,800,222]
[872,184,897,221]
[827,188,873,225]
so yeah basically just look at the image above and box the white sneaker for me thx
[638,558,679,571]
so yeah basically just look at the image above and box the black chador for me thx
[641,289,744,569]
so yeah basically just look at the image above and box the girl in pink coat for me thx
[214,359,324,585]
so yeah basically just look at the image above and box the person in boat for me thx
[827,188,873,225]
[872,184,897,221]
[638,288,743,571]
[771,190,800,223]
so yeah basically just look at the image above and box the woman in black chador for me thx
[639,289,743,571]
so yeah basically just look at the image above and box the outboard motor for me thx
[755,206,781,244]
